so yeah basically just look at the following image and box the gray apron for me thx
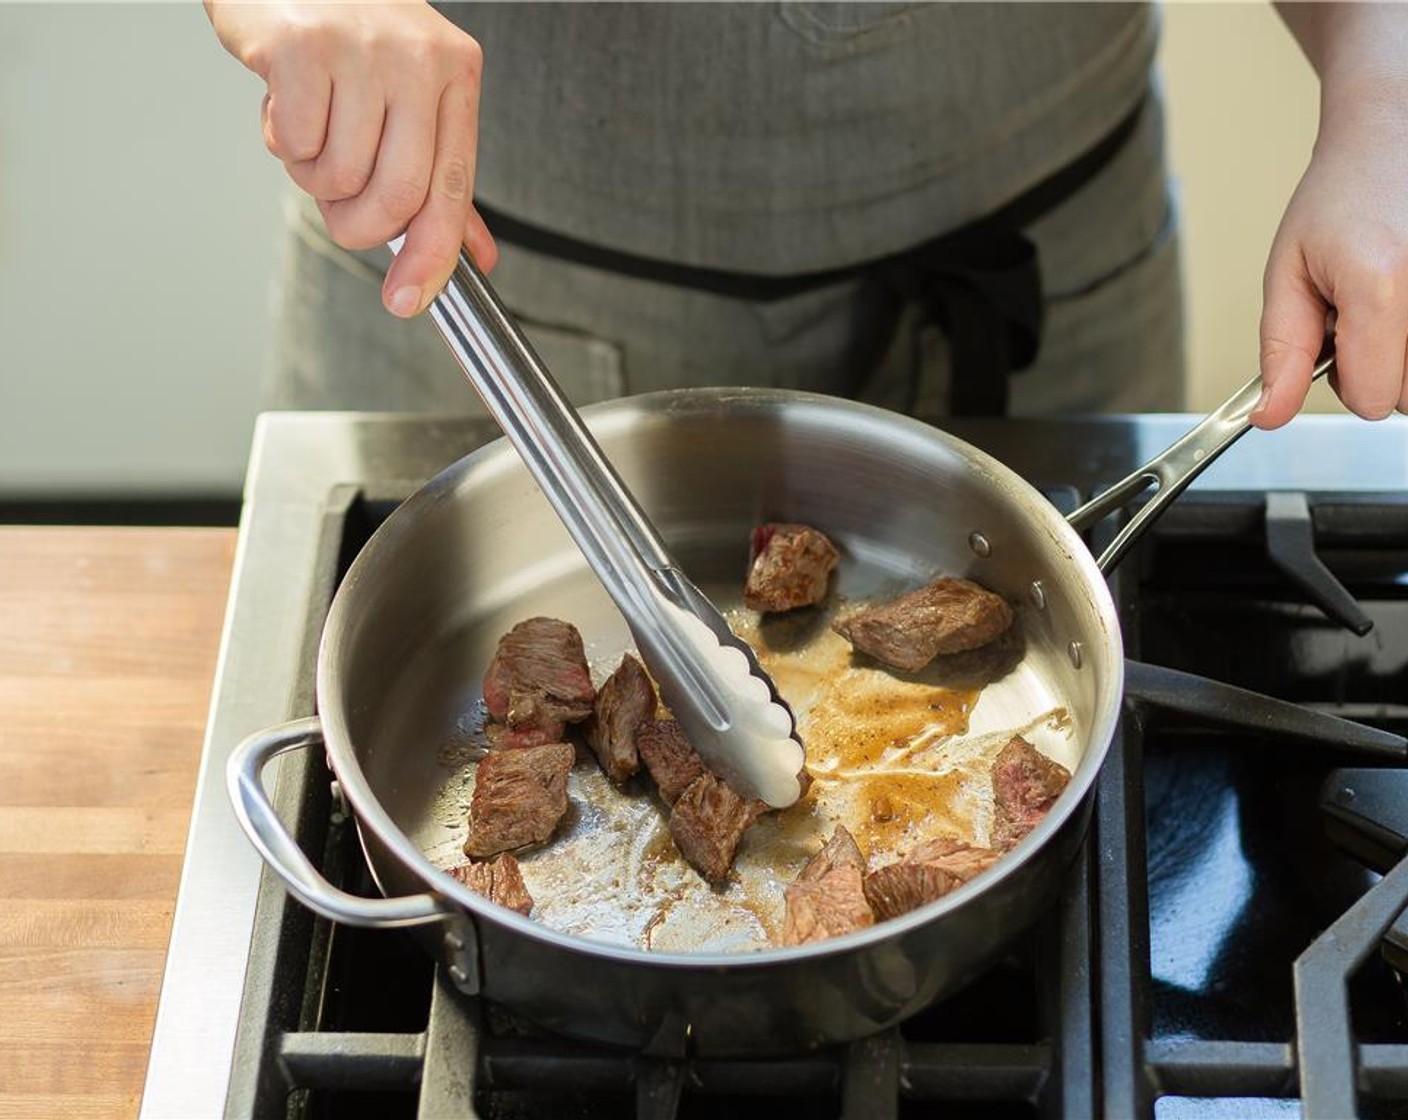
[266,2,1183,417]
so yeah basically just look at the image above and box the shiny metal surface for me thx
[1069,352,1337,572]
[227,716,454,927]
[141,414,500,1120]
[142,406,1408,1114]
[410,245,804,807]
[306,389,1125,1051]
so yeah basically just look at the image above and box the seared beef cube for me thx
[668,773,764,884]
[862,837,1000,921]
[482,618,595,745]
[584,654,655,784]
[783,868,874,945]
[638,718,707,806]
[450,854,534,916]
[991,736,1071,850]
[744,523,840,613]
[832,577,1014,672]
[783,826,874,945]
[464,741,575,857]
[863,860,958,921]
[796,824,865,882]
[906,836,1001,882]
[484,722,562,751]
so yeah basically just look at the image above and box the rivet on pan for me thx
[444,931,466,952]
[1029,581,1046,610]
[1068,641,1084,669]
[329,780,348,824]
[448,964,471,986]
[968,532,992,558]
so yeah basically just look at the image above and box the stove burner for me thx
[139,413,1408,1120]
[1322,768,1408,873]
[1265,492,1374,636]
[1387,912,1408,979]
[1128,662,1405,759]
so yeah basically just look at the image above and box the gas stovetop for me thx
[140,411,1408,1119]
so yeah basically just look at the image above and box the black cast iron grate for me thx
[224,488,1408,1119]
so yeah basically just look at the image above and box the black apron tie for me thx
[876,223,1043,416]
[476,94,1143,417]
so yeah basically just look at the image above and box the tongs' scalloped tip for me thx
[765,755,809,810]
[644,604,809,809]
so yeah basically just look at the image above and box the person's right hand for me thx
[207,0,498,318]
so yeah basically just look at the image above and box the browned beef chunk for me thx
[991,736,1071,850]
[449,853,534,916]
[668,773,765,884]
[637,718,707,806]
[862,836,1000,921]
[583,654,655,784]
[783,868,875,945]
[484,722,562,751]
[831,577,1014,672]
[906,836,1002,882]
[744,523,840,613]
[782,826,874,945]
[796,823,866,882]
[482,618,595,747]
[863,860,958,921]
[464,741,575,858]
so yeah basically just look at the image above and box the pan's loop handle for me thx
[1067,347,1336,575]
[227,717,455,929]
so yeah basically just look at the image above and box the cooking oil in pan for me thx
[419,598,1076,954]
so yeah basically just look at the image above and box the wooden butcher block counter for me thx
[0,527,236,1120]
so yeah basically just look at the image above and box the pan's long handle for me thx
[1067,348,1336,574]
[228,717,456,928]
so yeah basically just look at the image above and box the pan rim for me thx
[318,387,1125,966]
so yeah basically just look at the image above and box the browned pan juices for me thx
[421,596,1075,953]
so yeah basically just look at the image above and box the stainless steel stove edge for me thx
[137,407,1406,1118]
[139,414,493,1119]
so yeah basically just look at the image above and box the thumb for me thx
[1255,248,1329,430]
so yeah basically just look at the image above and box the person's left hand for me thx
[1254,86,1408,428]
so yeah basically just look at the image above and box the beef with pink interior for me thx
[464,741,575,858]
[583,654,655,784]
[831,577,1013,672]
[637,718,707,806]
[744,522,840,613]
[991,735,1071,850]
[795,824,866,884]
[668,772,765,884]
[862,836,1000,921]
[482,618,595,748]
[484,722,563,751]
[449,853,534,916]
[782,825,875,945]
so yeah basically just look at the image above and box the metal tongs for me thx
[392,242,806,808]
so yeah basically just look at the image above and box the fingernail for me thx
[388,286,421,317]
[1250,386,1272,418]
